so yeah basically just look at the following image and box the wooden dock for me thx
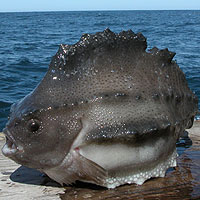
[0,121,200,200]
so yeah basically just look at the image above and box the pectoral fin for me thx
[44,148,108,186]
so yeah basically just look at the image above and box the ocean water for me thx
[0,10,200,131]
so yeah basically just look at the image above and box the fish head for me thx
[2,92,81,170]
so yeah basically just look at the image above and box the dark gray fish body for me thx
[2,29,198,188]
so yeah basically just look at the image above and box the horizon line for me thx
[0,9,200,13]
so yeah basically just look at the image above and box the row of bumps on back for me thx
[50,28,199,136]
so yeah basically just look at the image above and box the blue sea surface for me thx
[0,10,200,131]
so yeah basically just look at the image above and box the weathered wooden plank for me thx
[0,122,200,200]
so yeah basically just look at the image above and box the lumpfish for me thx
[2,29,198,188]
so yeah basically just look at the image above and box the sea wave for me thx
[0,101,11,131]
[15,57,34,66]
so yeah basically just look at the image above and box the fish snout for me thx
[1,128,23,157]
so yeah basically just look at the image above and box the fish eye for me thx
[28,119,40,133]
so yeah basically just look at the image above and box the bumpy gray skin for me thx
[2,29,198,188]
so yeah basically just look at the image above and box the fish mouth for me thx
[1,129,23,157]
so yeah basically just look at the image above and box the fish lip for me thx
[3,128,17,146]
[1,128,23,157]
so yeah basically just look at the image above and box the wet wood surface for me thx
[0,121,200,200]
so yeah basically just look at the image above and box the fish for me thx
[2,29,198,188]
